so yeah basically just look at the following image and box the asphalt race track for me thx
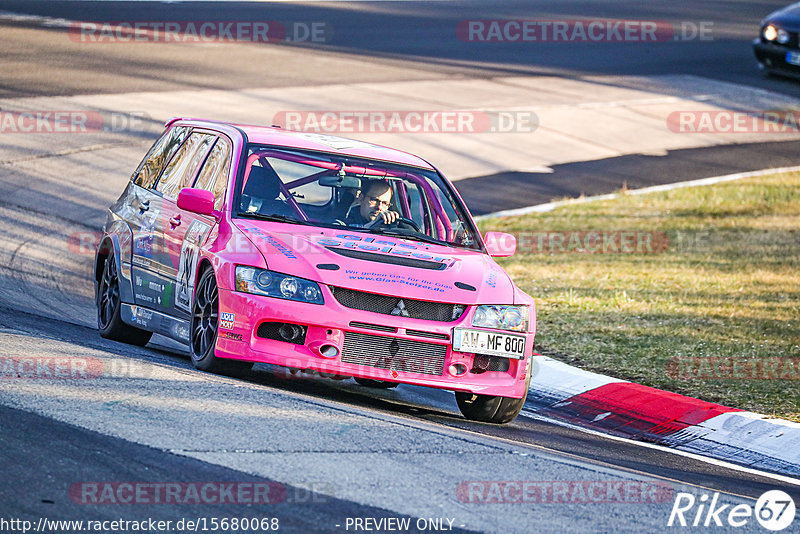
[3,0,800,98]
[0,1,798,533]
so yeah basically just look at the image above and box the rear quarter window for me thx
[155,132,216,199]
[194,137,232,210]
[133,126,190,189]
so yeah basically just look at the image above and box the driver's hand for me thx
[379,210,400,224]
[365,210,400,228]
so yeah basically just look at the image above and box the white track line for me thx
[520,409,800,487]
[478,165,800,219]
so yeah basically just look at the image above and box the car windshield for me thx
[234,145,482,250]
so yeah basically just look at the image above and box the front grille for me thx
[349,321,397,333]
[331,287,465,322]
[406,329,449,340]
[341,332,447,376]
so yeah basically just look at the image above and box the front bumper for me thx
[215,287,534,399]
[753,40,800,78]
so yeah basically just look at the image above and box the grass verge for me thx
[478,171,800,421]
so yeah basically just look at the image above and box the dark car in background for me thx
[754,2,800,78]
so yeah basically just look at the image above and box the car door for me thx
[171,135,233,314]
[154,130,218,318]
[128,125,190,310]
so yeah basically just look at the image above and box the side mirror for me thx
[177,188,216,217]
[483,231,516,257]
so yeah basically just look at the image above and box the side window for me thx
[435,187,459,224]
[434,184,476,245]
[133,126,190,189]
[156,132,215,199]
[194,136,231,210]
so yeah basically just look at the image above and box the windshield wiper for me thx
[237,212,310,225]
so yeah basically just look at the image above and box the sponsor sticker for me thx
[219,313,236,330]
[221,331,244,342]
[175,220,211,312]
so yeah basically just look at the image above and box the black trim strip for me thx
[325,247,445,270]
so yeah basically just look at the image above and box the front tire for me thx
[455,362,530,424]
[190,267,252,375]
[96,252,152,346]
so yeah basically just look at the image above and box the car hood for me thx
[233,219,516,305]
[765,2,800,31]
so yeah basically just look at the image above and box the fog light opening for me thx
[448,363,467,377]
[320,344,339,359]
[279,323,303,342]
[473,354,491,371]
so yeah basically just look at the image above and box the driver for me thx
[345,180,401,228]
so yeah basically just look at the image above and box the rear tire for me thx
[354,377,399,389]
[96,252,152,346]
[190,267,252,375]
[455,362,531,424]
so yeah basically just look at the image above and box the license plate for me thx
[786,51,800,66]
[452,328,525,359]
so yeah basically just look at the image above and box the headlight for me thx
[763,24,778,41]
[472,305,529,332]
[235,266,324,305]
[777,28,790,44]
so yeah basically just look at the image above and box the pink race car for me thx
[95,118,536,423]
